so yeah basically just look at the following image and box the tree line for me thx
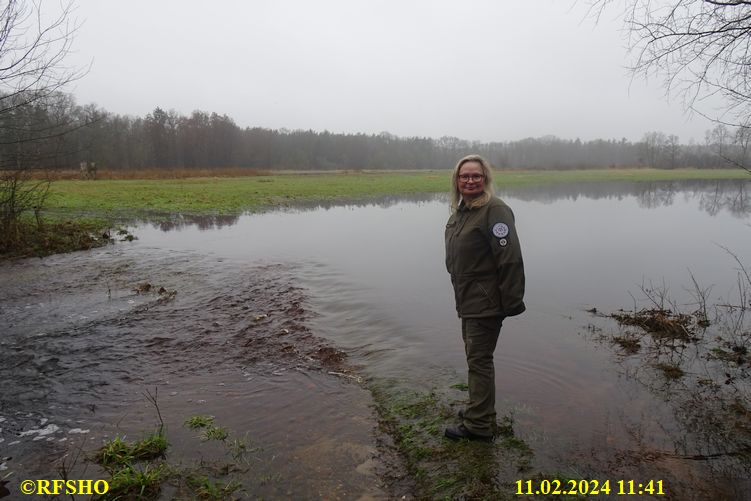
[2,95,750,172]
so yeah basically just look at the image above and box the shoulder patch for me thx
[492,223,509,238]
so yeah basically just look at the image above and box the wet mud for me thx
[0,245,400,499]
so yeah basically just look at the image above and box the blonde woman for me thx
[444,154,526,441]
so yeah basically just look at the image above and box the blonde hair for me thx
[450,154,495,212]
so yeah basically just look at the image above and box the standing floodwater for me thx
[2,179,750,499]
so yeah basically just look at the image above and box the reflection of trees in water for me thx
[134,194,448,232]
[696,182,750,218]
[503,180,751,217]
[284,192,446,212]
[135,213,241,232]
[635,183,676,209]
[591,285,751,498]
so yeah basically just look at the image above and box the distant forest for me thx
[5,95,743,171]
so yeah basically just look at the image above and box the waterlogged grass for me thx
[1,216,114,258]
[91,416,250,500]
[93,430,168,469]
[370,381,596,500]
[371,381,535,500]
[653,362,686,380]
[45,168,750,216]
[92,430,169,500]
[184,415,215,429]
[185,475,242,500]
[103,463,170,500]
[201,425,229,442]
[0,214,140,258]
[183,415,229,441]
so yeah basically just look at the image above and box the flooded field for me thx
[2,179,751,499]
[1,250,389,499]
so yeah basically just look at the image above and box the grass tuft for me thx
[184,415,215,429]
[98,463,170,500]
[186,474,242,500]
[94,431,168,470]
[201,426,229,442]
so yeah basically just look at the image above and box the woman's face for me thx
[457,161,485,200]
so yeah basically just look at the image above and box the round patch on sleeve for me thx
[492,223,509,238]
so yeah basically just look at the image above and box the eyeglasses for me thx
[458,174,484,182]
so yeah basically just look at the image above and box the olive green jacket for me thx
[445,196,526,318]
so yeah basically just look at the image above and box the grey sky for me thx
[64,0,716,143]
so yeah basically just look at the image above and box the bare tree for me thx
[666,133,681,168]
[590,0,751,129]
[641,130,667,167]
[0,0,84,249]
[706,123,751,172]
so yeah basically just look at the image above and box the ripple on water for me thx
[0,246,389,498]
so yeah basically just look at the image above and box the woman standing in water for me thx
[444,154,526,441]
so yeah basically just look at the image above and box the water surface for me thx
[2,179,750,499]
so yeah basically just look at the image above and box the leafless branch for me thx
[589,0,751,127]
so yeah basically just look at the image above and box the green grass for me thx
[92,415,256,500]
[94,431,168,470]
[369,381,595,500]
[92,431,170,500]
[182,415,229,441]
[371,382,535,500]
[185,475,242,500]
[45,168,750,216]
[201,426,229,442]
[184,415,215,429]
[98,463,170,500]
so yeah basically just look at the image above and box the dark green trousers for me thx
[461,316,504,437]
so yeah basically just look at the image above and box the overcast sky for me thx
[62,0,719,143]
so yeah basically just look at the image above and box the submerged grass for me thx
[184,415,230,442]
[184,475,242,500]
[184,415,215,429]
[93,430,168,470]
[610,308,702,342]
[102,463,170,500]
[92,430,170,500]
[201,426,229,442]
[371,381,537,500]
[90,415,252,501]
[653,362,686,380]
[0,216,114,258]
[370,381,592,499]
[611,332,642,354]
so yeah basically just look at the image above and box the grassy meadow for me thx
[46,167,750,215]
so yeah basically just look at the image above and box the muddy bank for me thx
[0,244,405,499]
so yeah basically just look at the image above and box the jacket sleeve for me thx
[486,203,526,317]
